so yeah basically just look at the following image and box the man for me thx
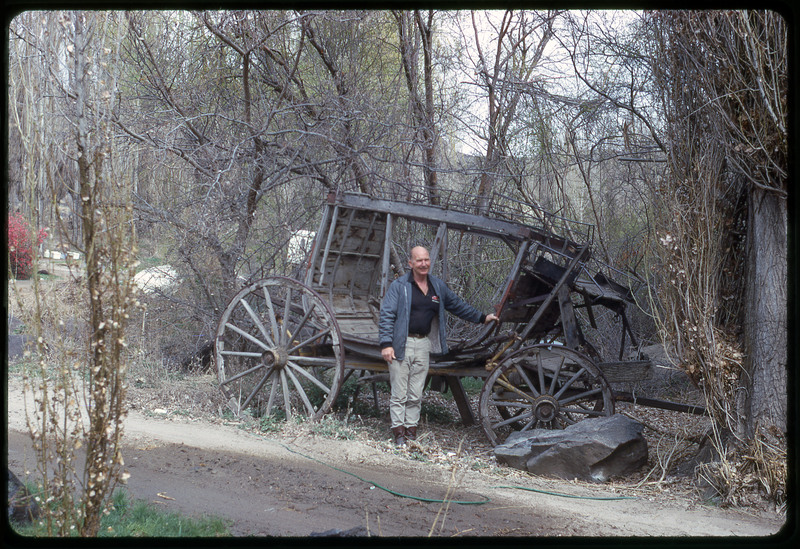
[379,246,499,447]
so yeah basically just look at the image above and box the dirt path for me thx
[6,381,786,538]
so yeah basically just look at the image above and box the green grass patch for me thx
[258,411,286,433]
[460,376,484,396]
[407,450,430,463]
[323,376,387,419]
[11,489,230,537]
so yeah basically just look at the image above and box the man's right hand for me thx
[381,347,396,363]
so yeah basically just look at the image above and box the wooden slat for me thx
[597,360,653,383]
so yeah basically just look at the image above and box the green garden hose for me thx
[278,441,638,504]
[493,485,636,501]
[279,442,490,505]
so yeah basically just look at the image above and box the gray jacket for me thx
[378,272,485,360]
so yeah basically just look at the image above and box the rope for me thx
[277,441,638,504]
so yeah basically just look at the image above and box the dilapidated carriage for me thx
[214,185,702,445]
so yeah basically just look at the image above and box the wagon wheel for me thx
[215,276,344,422]
[479,344,613,446]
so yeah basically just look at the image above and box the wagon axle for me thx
[533,394,559,423]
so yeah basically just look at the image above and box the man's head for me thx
[409,246,430,280]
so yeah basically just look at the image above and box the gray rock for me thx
[494,415,648,482]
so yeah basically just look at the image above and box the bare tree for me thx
[552,11,668,266]
[114,11,321,348]
[72,13,139,534]
[647,10,786,504]
[109,11,418,362]
[465,10,557,211]
[394,10,441,204]
[9,11,138,536]
[653,10,787,434]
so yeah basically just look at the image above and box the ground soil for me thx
[6,376,788,540]
[5,269,790,540]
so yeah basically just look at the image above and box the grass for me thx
[460,377,484,396]
[6,355,40,377]
[11,489,230,537]
[309,416,358,440]
[437,376,484,401]
[258,411,286,433]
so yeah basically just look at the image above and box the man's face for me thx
[409,247,430,278]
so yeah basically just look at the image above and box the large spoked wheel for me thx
[214,276,344,422]
[479,344,613,446]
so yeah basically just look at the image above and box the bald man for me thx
[378,246,498,447]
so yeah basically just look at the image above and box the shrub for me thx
[7,213,47,280]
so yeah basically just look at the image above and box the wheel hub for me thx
[532,395,559,422]
[263,347,289,370]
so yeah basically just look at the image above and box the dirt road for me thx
[6,381,786,539]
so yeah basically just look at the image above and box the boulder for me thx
[494,414,648,482]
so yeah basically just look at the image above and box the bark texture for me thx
[741,189,787,436]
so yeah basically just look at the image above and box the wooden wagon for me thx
[214,185,703,445]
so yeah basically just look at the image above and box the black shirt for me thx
[408,277,439,335]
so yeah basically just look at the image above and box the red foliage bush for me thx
[7,213,47,280]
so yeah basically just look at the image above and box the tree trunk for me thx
[739,188,787,437]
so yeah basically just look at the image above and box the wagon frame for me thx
[214,185,704,446]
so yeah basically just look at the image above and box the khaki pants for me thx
[388,336,431,429]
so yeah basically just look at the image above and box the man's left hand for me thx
[485,313,499,323]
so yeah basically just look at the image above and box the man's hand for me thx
[381,347,396,363]
[485,313,499,324]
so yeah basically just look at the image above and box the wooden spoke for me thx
[224,322,271,351]
[260,282,281,345]
[239,297,273,346]
[265,377,278,416]
[553,368,587,400]
[286,361,333,394]
[280,370,293,422]
[240,367,275,411]
[288,327,331,355]
[220,363,268,386]
[491,409,534,431]
[219,350,263,359]
[284,365,317,416]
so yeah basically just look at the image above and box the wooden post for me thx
[446,376,476,426]
[558,284,581,350]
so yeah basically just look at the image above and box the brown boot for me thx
[391,426,406,447]
[405,426,417,441]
